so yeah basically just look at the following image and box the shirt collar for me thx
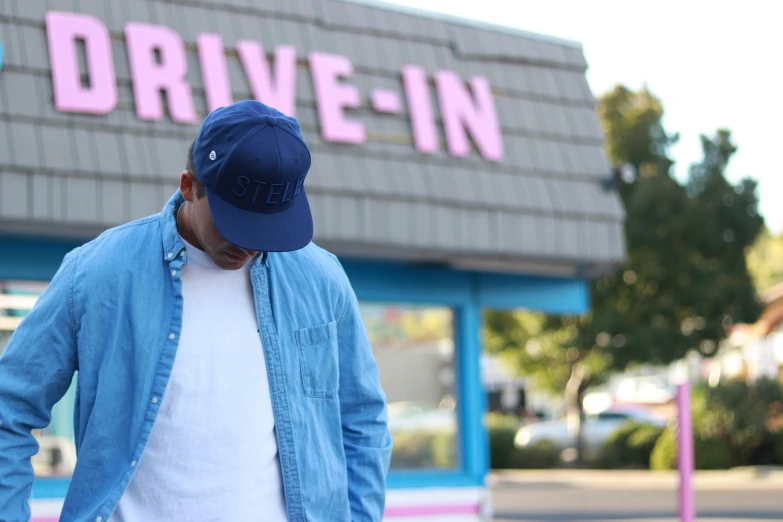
[160,190,185,263]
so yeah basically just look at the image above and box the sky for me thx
[382,0,782,233]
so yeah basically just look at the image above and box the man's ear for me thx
[180,170,196,202]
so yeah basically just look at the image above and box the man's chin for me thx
[211,253,249,270]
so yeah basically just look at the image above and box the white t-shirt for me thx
[110,240,287,522]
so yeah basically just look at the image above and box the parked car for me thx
[513,407,667,451]
[614,375,675,405]
[387,400,456,434]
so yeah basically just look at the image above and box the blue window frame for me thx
[341,259,588,489]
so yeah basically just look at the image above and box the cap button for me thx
[266,116,277,126]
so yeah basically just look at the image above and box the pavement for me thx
[490,468,783,522]
[488,467,783,490]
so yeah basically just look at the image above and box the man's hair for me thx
[186,141,206,199]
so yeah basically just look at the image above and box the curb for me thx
[489,468,783,489]
[494,517,780,522]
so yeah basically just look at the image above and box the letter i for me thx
[402,65,438,154]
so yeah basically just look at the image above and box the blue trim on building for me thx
[455,301,488,481]
[8,241,589,494]
[0,236,82,281]
[386,471,485,489]
[31,478,71,499]
[342,260,473,306]
[476,272,589,314]
[342,259,589,315]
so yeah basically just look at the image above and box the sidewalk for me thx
[508,517,780,522]
[490,468,783,521]
[489,467,783,490]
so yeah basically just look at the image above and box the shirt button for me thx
[171,270,177,277]
[152,397,159,404]
[167,253,173,259]
[169,333,176,340]
[131,460,136,467]
[179,251,185,257]
[96,517,103,522]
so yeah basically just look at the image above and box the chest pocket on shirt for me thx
[295,321,339,400]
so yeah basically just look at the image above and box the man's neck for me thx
[176,202,204,251]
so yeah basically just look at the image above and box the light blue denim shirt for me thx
[0,192,392,522]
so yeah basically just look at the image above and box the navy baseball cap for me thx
[192,100,313,252]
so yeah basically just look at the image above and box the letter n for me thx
[435,71,504,162]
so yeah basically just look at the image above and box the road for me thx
[489,469,783,522]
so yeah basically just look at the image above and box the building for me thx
[720,282,783,383]
[0,0,625,519]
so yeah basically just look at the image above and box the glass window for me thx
[359,302,458,470]
[2,290,462,476]
[1,280,76,478]
[0,280,48,354]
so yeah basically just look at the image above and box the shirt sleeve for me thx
[335,277,393,522]
[0,249,80,522]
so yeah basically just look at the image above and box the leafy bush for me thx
[431,430,457,468]
[650,426,733,470]
[598,422,665,469]
[486,413,562,469]
[512,439,562,469]
[649,378,783,471]
[692,378,783,467]
[391,431,455,469]
[486,413,521,469]
[391,432,437,469]
[777,431,783,464]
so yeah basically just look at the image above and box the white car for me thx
[615,375,675,405]
[513,408,666,451]
[387,401,456,434]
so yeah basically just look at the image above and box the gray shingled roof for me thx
[0,0,625,277]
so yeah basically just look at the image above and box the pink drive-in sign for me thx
[198,33,233,112]
[43,12,504,162]
[125,22,198,124]
[46,11,117,114]
[309,52,365,144]
[236,42,297,118]
[436,71,504,161]
[402,65,439,155]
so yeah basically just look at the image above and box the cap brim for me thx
[205,187,314,252]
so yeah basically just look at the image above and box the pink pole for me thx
[676,382,695,522]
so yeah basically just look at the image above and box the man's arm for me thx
[0,250,80,521]
[336,281,393,522]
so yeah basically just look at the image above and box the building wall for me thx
[0,0,625,277]
[375,344,450,404]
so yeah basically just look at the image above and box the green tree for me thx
[678,130,764,344]
[485,86,764,463]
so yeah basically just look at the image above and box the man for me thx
[0,100,393,522]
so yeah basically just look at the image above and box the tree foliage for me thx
[485,85,764,394]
